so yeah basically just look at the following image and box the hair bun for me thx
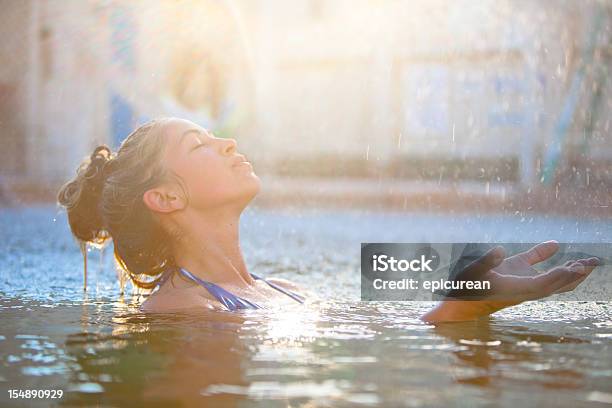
[57,145,115,244]
[85,145,113,182]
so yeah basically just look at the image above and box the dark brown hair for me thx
[57,118,177,289]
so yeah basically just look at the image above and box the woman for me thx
[57,117,600,321]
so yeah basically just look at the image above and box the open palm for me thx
[491,241,598,294]
[446,241,601,305]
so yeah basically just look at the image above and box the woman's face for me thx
[161,118,260,212]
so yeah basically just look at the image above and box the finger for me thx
[555,258,600,293]
[458,246,506,281]
[522,266,583,300]
[555,272,591,293]
[561,258,598,276]
[521,241,559,265]
[576,257,601,267]
[564,257,599,267]
[443,247,506,299]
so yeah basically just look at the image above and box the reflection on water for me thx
[1,297,611,406]
[0,206,611,406]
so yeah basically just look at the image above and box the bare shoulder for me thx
[140,289,220,313]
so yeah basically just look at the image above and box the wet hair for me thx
[57,118,179,290]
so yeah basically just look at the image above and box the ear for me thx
[143,186,185,214]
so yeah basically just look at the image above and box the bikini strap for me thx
[179,268,261,311]
[250,273,306,304]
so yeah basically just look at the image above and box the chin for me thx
[235,175,261,207]
[243,168,261,186]
[246,174,261,197]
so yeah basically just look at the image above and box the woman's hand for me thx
[490,241,600,295]
[421,242,601,323]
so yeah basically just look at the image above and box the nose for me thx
[221,138,237,156]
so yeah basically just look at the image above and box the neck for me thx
[169,206,254,288]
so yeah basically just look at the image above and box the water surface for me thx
[1,206,611,406]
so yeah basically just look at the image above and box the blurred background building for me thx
[0,0,610,212]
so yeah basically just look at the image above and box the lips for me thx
[231,154,251,167]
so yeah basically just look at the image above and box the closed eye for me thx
[190,142,207,152]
